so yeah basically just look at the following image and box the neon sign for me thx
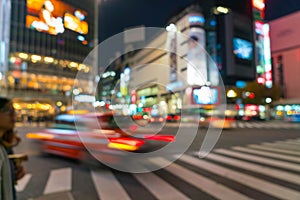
[252,0,265,11]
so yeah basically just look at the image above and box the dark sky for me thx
[265,0,300,20]
[98,0,300,43]
[98,0,195,42]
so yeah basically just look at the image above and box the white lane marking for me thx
[91,170,130,200]
[263,142,300,151]
[179,154,300,200]
[249,144,300,156]
[149,157,251,200]
[232,146,300,163]
[214,149,300,172]
[43,168,72,195]
[206,152,300,185]
[279,141,300,146]
[133,173,190,200]
[286,139,300,144]
[16,174,32,192]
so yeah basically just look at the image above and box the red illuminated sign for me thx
[252,0,265,11]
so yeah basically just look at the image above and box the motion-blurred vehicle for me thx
[149,115,165,123]
[166,114,181,123]
[26,112,174,164]
[131,112,150,126]
[180,107,236,129]
[207,117,236,129]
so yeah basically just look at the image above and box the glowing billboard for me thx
[192,86,220,105]
[26,0,88,35]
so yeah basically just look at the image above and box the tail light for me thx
[108,137,145,151]
[144,135,175,142]
[174,115,181,121]
[150,118,155,122]
[166,116,172,121]
[158,117,164,122]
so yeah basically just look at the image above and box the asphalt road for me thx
[14,122,300,200]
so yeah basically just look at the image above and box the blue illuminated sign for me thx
[188,16,205,25]
[236,81,247,88]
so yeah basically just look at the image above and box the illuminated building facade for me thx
[1,0,97,107]
[269,11,300,99]
[252,0,272,88]
[121,0,255,114]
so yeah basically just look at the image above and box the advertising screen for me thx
[187,27,207,86]
[233,38,253,60]
[26,0,88,36]
[192,86,219,105]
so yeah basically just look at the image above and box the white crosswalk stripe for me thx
[15,174,32,192]
[232,146,300,163]
[263,142,300,151]
[214,149,300,172]
[17,137,300,200]
[133,172,190,200]
[279,140,300,147]
[178,154,300,200]
[91,170,131,200]
[166,121,300,129]
[205,152,300,185]
[233,121,300,129]
[149,157,252,200]
[249,144,300,156]
[43,168,72,195]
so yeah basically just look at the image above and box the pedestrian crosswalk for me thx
[232,121,300,129]
[166,121,300,129]
[17,137,300,200]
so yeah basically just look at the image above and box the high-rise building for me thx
[1,0,97,110]
[115,0,256,114]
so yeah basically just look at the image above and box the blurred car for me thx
[166,114,181,122]
[131,112,150,126]
[26,112,175,163]
[201,116,236,129]
[149,115,165,123]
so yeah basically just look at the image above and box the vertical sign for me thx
[169,30,177,83]
[187,27,207,86]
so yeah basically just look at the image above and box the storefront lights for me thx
[265,97,272,104]
[73,88,80,95]
[69,62,78,68]
[31,55,41,62]
[227,89,237,98]
[214,6,230,14]
[18,53,29,59]
[44,57,54,63]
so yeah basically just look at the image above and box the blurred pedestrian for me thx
[0,97,26,200]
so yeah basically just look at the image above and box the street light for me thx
[166,23,177,32]
[265,97,272,104]
[213,6,231,15]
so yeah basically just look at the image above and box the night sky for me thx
[98,0,300,43]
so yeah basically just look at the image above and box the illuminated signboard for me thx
[233,38,253,61]
[252,0,265,11]
[192,86,219,105]
[189,15,205,25]
[26,0,88,36]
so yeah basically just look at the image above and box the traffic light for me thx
[248,92,255,99]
